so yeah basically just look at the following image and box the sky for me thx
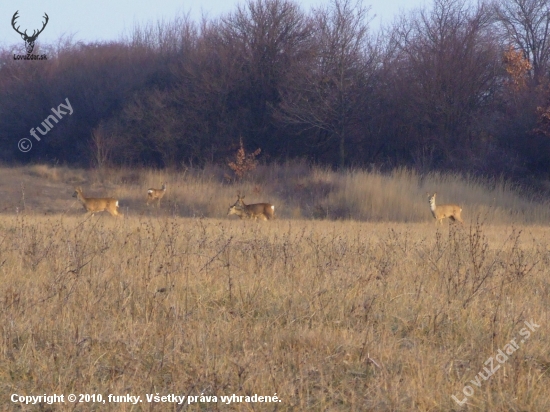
[1,0,426,48]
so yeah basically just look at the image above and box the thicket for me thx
[2,0,550,180]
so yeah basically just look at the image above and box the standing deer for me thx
[11,11,49,55]
[147,182,167,207]
[227,194,275,221]
[427,192,463,224]
[73,187,122,217]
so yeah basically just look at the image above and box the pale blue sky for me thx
[1,0,425,48]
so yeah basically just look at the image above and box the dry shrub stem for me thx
[0,214,548,411]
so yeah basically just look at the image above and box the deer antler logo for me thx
[11,11,49,55]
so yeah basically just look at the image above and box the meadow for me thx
[0,164,549,411]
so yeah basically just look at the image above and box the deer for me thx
[427,192,463,225]
[147,182,167,207]
[72,187,122,217]
[11,11,49,55]
[227,194,275,221]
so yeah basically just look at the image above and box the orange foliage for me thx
[227,137,261,180]
[503,46,532,91]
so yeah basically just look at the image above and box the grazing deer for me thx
[427,192,463,224]
[227,194,275,221]
[73,187,122,217]
[147,182,167,207]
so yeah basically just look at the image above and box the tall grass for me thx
[1,164,549,410]
[5,163,550,224]
[0,215,548,410]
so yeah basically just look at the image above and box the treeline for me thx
[2,0,550,178]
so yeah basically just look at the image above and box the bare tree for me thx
[90,122,116,169]
[277,0,377,166]
[493,0,550,84]
[385,0,499,167]
[220,0,312,154]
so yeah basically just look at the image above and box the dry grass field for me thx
[5,162,550,223]
[0,164,549,411]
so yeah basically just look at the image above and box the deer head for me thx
[11,11,49,55]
